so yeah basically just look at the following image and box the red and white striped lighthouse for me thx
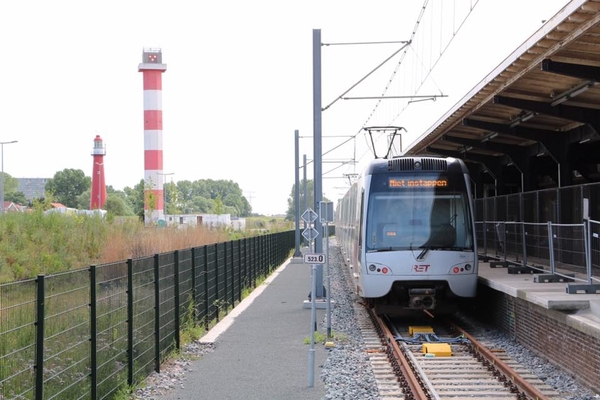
[138,48,167,224]
[90,134,107,209]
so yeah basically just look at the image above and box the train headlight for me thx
[464,264,472,271]
[369,264,377,272]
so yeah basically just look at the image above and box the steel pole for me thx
[312,29,324,298]
[303,154,308,240]
[308,260,317,388]
[294,130,302,257]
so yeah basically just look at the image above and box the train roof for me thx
[363,156,469,176]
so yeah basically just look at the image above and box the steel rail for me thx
[449,321,551,400]
[368,307,430,400]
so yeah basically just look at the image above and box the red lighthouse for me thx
[90,134,107,209]
[138,48,167,224]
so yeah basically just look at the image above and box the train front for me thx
[358,157,477,310]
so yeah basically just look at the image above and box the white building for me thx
[165,213,245,230]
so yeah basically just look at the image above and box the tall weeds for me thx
[0,211,229,283]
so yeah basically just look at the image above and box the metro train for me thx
[335,156,477,311]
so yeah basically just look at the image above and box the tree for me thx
[45,169,91,208]
[76,188,92,210]
[1,172,18,193]
[174,179,251,216]
[123,180,146,220]
[4,190,27,205]
[104,195,134,216]
[1,172,25,205]
[184,195,214,214]
[214,195,224,215]
[164,181,181,214]
[285,180,329,221]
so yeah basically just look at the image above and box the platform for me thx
[157,256,328,400]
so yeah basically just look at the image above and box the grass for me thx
[303,330,348,345]
[0,209,230,283]
[245,215,293,233]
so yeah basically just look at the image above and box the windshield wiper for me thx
[369,247,396,253]
[417,214,458,260]
[417,245,467,258]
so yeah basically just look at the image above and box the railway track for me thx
[354,305,564,400]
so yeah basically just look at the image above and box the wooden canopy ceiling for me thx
[404,0,600,188]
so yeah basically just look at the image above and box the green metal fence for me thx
[0,230,294,399]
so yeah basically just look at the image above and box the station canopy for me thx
[404,0,600,189]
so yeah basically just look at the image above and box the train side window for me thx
[358,189,364,254]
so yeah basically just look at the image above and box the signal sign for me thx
[301,208,318,223]
[302,227,319,242]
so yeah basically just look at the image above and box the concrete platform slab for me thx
[478,261,600,340]
[478,262,600,311]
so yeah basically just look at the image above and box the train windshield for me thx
[365,172,474,252]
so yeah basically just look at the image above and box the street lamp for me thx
[158,172,174,216]
[1,140,18,214]
[95,162,104,210]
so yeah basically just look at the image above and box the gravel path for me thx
[134,239,600,400]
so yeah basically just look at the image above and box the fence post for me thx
[521,222,527,268]
[483,199,488,257]
[90,265,98,400]
[503,222,507,261]
[230,241,235,306]
[191,247,197,322]
[482,220,488,257]
[174,250,180,350]
[585,219,592,284]
[127,259,133,386]
[262,235,266,275]
[35,274,45,400]
[237,240,242,303]
[251,237,256,288]
[154,254,161,373]
[240,238,248,288]
[215,243,220,322]
[223,241,229,309]
[548,221,556,274]
[203,245,209,330]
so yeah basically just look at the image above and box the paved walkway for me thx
[159,257,328,400]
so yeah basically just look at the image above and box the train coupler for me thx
[408,288,436,309]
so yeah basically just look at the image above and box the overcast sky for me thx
[0,0,568,215]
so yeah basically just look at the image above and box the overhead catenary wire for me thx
[354,0,481,170]
[371,0,481,129]
[322,41,411,112]
[320,0,482,188]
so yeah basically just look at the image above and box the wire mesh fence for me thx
[0,278,37,399]
[0,230,294,399]
[474,184,600,292]
[589,219,600,285]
